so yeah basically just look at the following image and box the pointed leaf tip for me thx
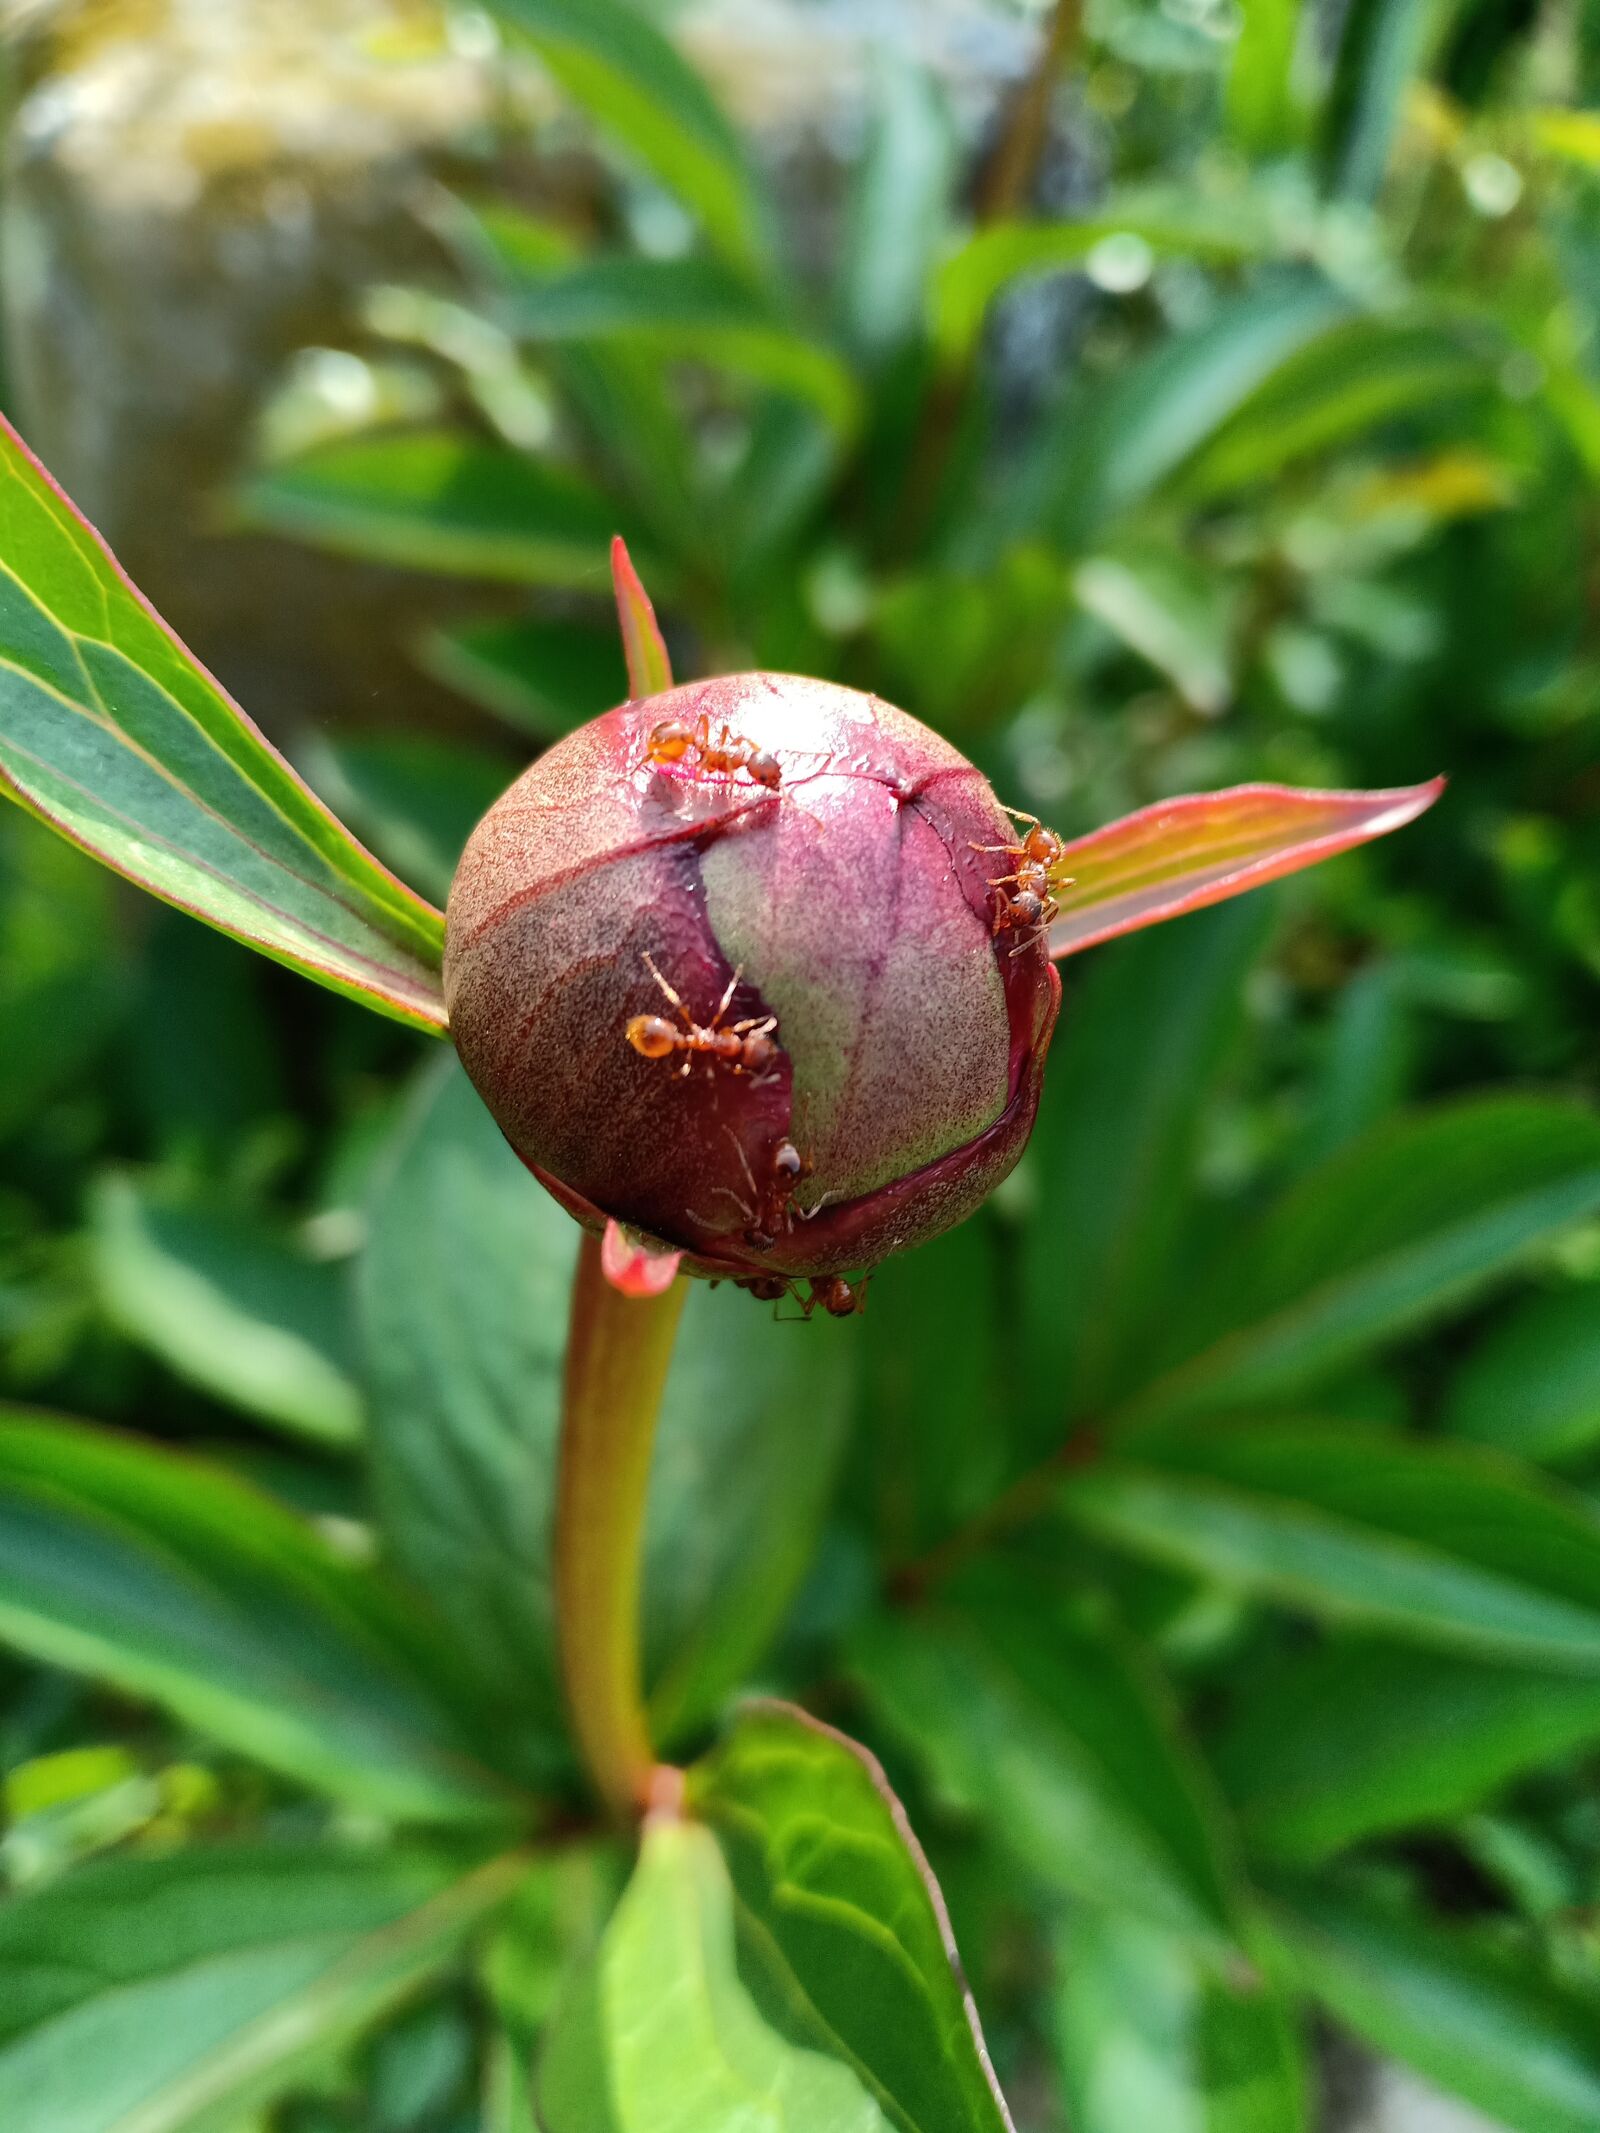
[610,536,673,700]
[1048,777,1444,960]
[601,1218,683,1297]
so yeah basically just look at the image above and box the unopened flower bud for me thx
[444,675,1059,1282]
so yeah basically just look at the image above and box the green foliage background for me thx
[1,0,1599,2128]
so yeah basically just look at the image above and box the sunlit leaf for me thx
[486,0,765,268]
[0,1411,509,1820]
[611,537,672,699]
[688,1702,1016,2133]
[1066,1422,1600,1673]
[0,415,447,1030]
[538,1817,892,2133]
[1046,779,1442,961]
[1320,0,1447,202]
[840,60,956,361]
[235,429,620,586]
[0,1840,526,2133]
[1226,0,1305,158]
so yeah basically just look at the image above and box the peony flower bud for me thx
[444,674,1060,1285]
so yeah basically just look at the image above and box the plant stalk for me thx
[555,1229,687,1818]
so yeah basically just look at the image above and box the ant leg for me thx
[969,841,1022,856]
[730,1014,777,1037]
[1001,806,1043,828]
[708,966,744,1032]
[641,951,696,1031]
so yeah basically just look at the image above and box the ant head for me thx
[1023,825,1062,866]
[742,1032,778,1075]
[746,749,782,789]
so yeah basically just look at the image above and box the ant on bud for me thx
[713,1134,812,1253]
[733,1269,870,1319]
[644,714,782,790]
[971,808,1074,955]
[625,954,778,1079]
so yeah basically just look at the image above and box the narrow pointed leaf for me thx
[611,538,672,699]
[1265,1879,1600,2133]
[1065,1423,1600,1675]
[485,0,765,269]
[0,1841,526,2133]
[687,1701,1015,2133]
[1047,779,1442,960]
[236,428,619,587]
[0,1412,509,1820]
[0,416,447,1029]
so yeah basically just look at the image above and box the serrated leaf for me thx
[1065,1423,1600,1673]
[1052,1912,1307,2133]
[235,429,619,586]
[89,1175,363,1449]
[358,1057,855,1774]
[0,1840,525,2133]
[486,0,764,269]
[538,1818,891,2133]
[1215,1639,1600,1863]
[1265,1879,1600,2133]
[0,415,446,1030]
[1119,1096,1600,1421]
[1046,779,1441,962]
[1445,1286,1600,1465]
[849,1567,1240,1946]
[0,1412,508,1821]
[688,1702,1016,2133]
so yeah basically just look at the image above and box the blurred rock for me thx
[0,0,508,737]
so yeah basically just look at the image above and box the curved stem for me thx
[556,1230,688,1818]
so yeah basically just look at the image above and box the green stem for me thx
[555,1230,688,1818]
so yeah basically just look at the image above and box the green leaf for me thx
[688,1702,1016,2133]
[1225,0,1304,158]
[0,1412,508,1821]
[839,61,955,361]
[300,736,514,909]
[1179,318,1490,499]
[1265,1878,1600,2133]
[1073,551,1238,715]
[539,1818,892,2133]
[0,1839,526,2133]
[1066,1423,1600,1673]
[235,429,620,586]
[0,810,123,1141]
[492,254,858,434]
[1215,1639,1600,1863]
[89,1175,364,1449]
[486,0,764,269]
[1445,1286,1600,1465]
[0,415,447,1031]
[1320,0,1451,203]
[1052,1912,1307,2133]
[849,1567,1241,1946]
[359,1057,855,1772]
[611,536,672,698]
[1120,1097,1600,1423]
[1023,899,1271,1426]
[1017,275,1351,548]
[935,192,1279,366]
[415,614,622,741]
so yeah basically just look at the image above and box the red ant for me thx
[713,1133,811,1253]
[970,808,1074,954]
[734,1270,869,1318]
[645,714,781,790]
[625,955,778,1079]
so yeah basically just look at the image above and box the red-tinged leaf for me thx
[0,415,449,1031]
[600,1218,684,1297]
[1047,779,1443,960]
[611,536,673,700]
